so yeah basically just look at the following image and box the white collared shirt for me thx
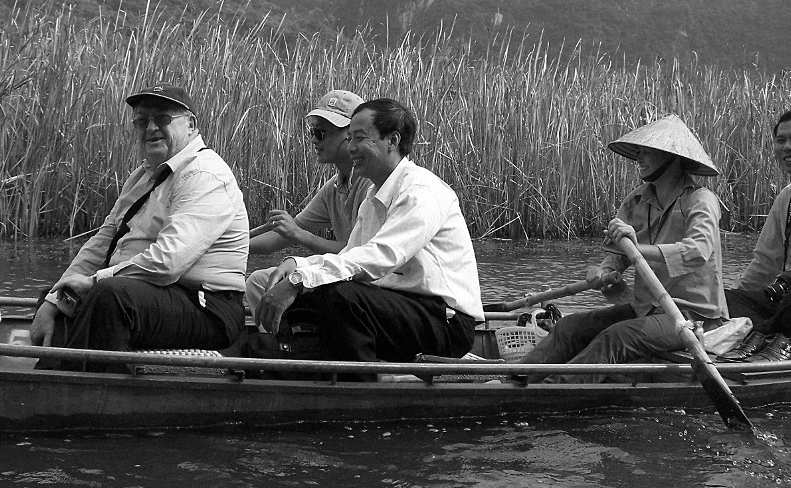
[59,135,249,292]
[291,158,484,321]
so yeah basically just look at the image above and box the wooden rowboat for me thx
[1,312,790,432]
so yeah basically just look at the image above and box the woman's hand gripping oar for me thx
[616,237,754,432]
[483,271,622,313]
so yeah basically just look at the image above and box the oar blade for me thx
[691,359,754,431]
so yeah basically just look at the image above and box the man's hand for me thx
[255,279,299,335]
[265,210,305,242]
[604,217,637,246]
[52,274,95,297]
[267,258,297,289]
[30,301,58,347]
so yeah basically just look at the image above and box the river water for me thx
[2,235,791,487]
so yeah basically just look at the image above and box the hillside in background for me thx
[2,0,789,72]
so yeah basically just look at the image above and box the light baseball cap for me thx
[305,90,364,128]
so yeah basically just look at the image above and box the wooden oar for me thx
[483,271,621,312]
[617,237,754,431]
[0,297,38,307]
[0,296,523,322]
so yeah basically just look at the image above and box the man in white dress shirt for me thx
[253,98,484,380]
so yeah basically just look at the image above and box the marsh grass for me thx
[0,1,789,240]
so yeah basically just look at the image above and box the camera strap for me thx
[103,165,173,267]
[784,195,791,271]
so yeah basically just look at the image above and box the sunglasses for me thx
[132,113,190,130]
[307,126,329,141]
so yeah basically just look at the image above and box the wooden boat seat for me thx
[131,348,226,376]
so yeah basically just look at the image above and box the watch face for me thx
[289,271,302,286]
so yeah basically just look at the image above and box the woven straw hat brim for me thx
[607,114,719,176]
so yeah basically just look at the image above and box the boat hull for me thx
[2,367,789,432]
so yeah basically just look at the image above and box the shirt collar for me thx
[372,157,412,207]
[635,173,698,209]
[145,135,205,175]
[334,166,363,195]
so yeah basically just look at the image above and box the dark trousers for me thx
[40,277,242,371]
[519,304,688,383]
[290,281,476,381]
[726,288,791,336]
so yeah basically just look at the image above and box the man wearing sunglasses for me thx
[30,83,249,371]
[246,89,370,319]
[252,98,484,380]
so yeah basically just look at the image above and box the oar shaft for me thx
[497,271,621,311]
[617,237,753,431]
[617,242,685,323]
[0,297,38,307]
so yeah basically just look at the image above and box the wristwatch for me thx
[288,270,304,290]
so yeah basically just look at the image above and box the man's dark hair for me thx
[352,98,416,156]
[774,110,791,136]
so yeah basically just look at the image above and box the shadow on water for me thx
[2,233,791,487]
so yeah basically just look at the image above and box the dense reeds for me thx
[1,2,789,240]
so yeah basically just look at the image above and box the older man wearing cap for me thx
[245,89,370,318]
[515,114,727,383]
[29,82,249,371]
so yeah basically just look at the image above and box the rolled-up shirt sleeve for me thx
[112,170,236,285]
[292,187,447,289]
[657,189,721,278]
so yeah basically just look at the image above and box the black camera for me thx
[765,273,791,304]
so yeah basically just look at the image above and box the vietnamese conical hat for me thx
[607,114,719,176]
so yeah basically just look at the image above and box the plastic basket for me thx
[495,320,549,363]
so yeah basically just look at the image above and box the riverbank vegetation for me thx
[1,2,789,240]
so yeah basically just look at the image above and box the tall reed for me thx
[0,2,789,240]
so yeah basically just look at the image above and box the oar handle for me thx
[486,271,621,312]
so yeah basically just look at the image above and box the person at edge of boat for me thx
[513,114,728,384]
[245,90,371,320]
[29,82,249,372]
[717,110,791,363]
[249,97,485,381]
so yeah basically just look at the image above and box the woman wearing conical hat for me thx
[514,114,727,383]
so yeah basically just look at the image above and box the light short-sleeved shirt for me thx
[603,175,728,320]
[291,158,485,321]
[737,183,791,291]
[60,135,249,292]
[293,170,371,242]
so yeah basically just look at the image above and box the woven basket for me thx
[495,322,549,363]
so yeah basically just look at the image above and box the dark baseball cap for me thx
[126,83,195,114]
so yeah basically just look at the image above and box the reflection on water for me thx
[0,234,786,488]
[1,409,791,487]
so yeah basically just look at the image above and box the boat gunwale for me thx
[1,344,791,377]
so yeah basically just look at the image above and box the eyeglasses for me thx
[307,127,328,141]
[132,113,190,130]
